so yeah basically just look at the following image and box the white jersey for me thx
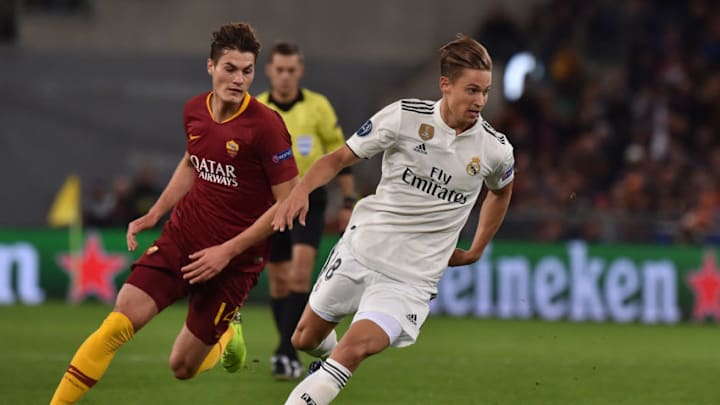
[344,99,514,291]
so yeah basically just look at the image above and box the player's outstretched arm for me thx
[273,145,360,232]
[126,152,195,251]
[180,177,298,284]
[449,181,513,266]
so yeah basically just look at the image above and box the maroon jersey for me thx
[167,91,298,268]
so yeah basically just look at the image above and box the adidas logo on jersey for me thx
[413,143,427,154]
[406,313,417,325]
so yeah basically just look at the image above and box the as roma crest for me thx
[466,157,481,176]
[226,140,239,158]
[418,124,435,141]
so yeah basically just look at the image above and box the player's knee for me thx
[289,273,312,292]
[290,329,309,350]
[268,272,290,297]
[333,340,376,366]
[269,283,289,298]
[172,368,194,380]
[269,273,288,287]
[337,332,386,362]
[291,326,318,351]
[168,355,196,380]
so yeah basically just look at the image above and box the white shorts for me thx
[308,238,433,347]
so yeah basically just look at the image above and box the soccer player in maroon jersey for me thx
[50,22,299,404]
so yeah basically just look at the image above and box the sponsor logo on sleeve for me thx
[356,119,373,137]
[501,165,514,180]
[272,148,293,163]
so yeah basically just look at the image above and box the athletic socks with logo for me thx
[284,358,351,405]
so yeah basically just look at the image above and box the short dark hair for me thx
[268,41,303,63]
[210,22,261,62]
[439,34,492,82]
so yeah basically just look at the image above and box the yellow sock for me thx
[50,311,134,405]
[193,326,234,377]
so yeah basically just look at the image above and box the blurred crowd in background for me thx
[75,0,719,245]
[83,167,161,229]
[471,0,720,244]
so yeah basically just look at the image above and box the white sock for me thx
[284,358,351,405]
[306,329,337,359]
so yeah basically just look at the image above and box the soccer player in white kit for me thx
[274,34,514,405]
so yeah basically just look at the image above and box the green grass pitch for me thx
[1,302,719,404]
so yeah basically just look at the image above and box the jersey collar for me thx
[433,99,483,136]
[206,91,251,124]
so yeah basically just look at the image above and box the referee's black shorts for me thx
[269,187,327,262]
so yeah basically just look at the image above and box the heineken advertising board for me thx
[0,230,718,324]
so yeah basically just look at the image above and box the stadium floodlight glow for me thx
[503,52,537,102]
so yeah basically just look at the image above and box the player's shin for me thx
[50,311,135,405]
[193,325,234,376]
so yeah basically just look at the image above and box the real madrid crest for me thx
[418,124,434,141]
[466,157,481,176]
[226,140,239,158]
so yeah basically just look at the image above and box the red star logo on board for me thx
[687,250,720,321]
[58,233,127,304]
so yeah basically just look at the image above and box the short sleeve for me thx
[257,111,299,186]
[345,101,401,159]
[182,99,193,140]
[485,147,515,190]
